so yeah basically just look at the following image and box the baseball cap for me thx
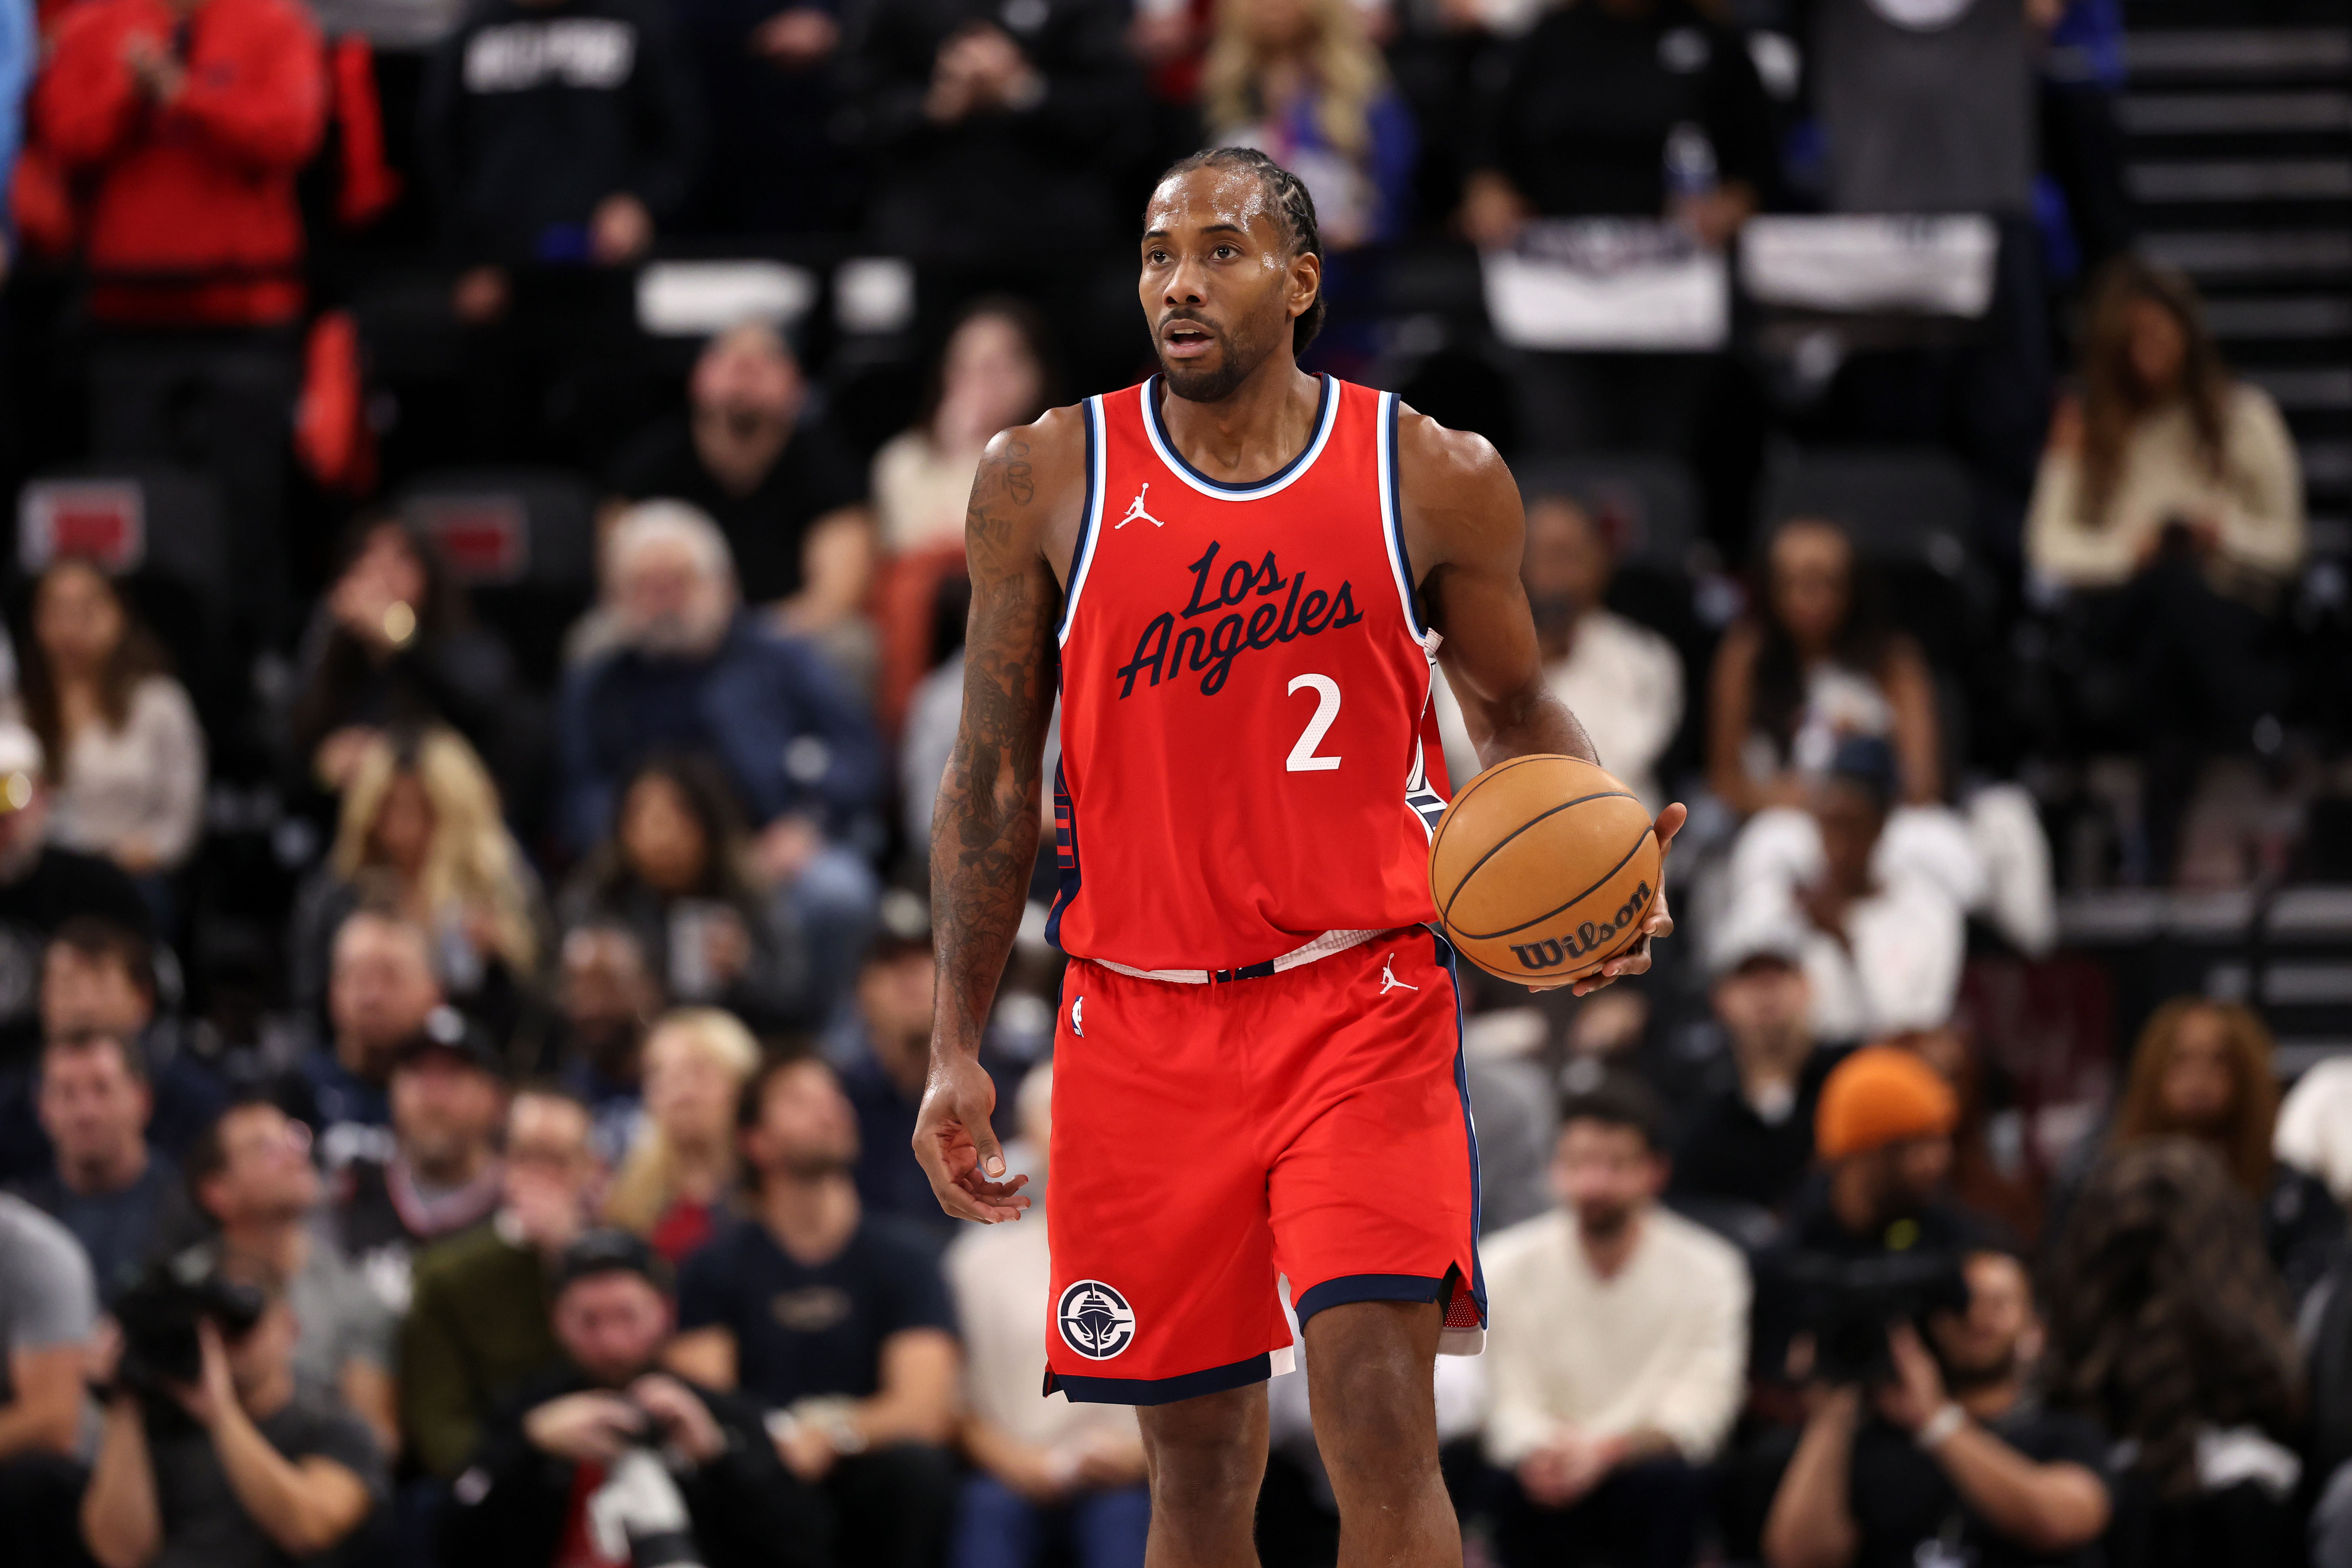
[1707,897,1808,981]
[553,1228,674,1296]
[1814,1045,1958,1160]
[394,1006,506,1079]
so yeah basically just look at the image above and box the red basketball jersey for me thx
[1046,375,1452,976]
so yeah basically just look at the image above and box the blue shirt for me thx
[14,1155,193,1304]
[676,1210,953,1407]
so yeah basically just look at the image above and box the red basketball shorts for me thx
[1043,929,1486,1405]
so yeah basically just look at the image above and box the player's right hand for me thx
[913,1049,1032,1223]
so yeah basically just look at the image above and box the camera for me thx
[585,1446,707,1568]
[1780,1249,1969,1385]
[113,1250,267,1397]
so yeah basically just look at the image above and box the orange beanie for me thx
[1815,1046,1959,1160]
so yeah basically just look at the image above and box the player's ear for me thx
[1289,249,1322,320]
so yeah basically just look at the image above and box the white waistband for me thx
[1086,927,1390,985]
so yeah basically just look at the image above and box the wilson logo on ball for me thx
[1509,881,1652,971]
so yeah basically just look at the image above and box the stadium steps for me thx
[2120,23,2352,558]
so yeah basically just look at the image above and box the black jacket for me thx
[421,0,705,263]
[439,1363,831,1568]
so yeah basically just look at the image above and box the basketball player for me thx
[916,147,1686,1566]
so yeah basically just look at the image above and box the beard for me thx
[1155,316,1272,405]
[1939,1345,2019,1395]
[1575,1200,1636,1242]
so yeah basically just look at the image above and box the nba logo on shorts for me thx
[1057,1280,1136,1359]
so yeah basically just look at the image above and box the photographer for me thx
[1762,1249,2111,1568]
[81,1266,388,1568]
[440,1230,826,1568]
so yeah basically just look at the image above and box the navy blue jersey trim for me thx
[1437,928,1489,1321]
[1147,374,1334,493]
[1054,398,1102,641]
[1044,752,1079,953]
[1294,1272,1451,1326]
[1046,1351,1276,1406]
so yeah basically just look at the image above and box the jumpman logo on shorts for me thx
[1116,483,1165,530]
[1379,954,1418,994]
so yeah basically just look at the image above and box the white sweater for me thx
[1480,1205,1749,1468]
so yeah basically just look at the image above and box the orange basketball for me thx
[1427,754,1662,986]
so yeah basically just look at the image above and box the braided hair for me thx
[1156,147,1325,357]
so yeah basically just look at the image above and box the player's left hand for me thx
[913,1048,1032,1223]
[1566,801,1684,996]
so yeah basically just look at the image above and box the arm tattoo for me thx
[1004,441,1035,505]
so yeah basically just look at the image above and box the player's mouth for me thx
[1159,319,1219,361]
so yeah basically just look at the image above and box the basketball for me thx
[1427,755,1663,986]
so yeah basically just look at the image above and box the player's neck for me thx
[1155,359,1323,488]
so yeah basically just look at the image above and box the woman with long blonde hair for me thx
[605,1007,763,1262]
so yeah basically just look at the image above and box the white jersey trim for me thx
[1138,376,1342,502]
[1086,927,1387,985]
[1055,395,1110,648]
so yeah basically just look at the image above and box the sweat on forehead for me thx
[1146,166,1296,252]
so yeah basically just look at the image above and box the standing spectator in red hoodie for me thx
[33,0,325,643]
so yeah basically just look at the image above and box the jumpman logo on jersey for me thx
[1379,955,1418,994]
[1116,483,1165,530]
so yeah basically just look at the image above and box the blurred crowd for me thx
[0,0,2338,1561]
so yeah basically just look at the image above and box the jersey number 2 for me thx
[1286,674,1342,772]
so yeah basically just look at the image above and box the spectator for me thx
[18,559,206,894]
[14,1031,200,1302]
[1483,1075,1748,1568]
[439,1229,826,1568]
[2026,259,2303,879]
[2096,998,2342,1302]
[0,1190,98,1568]
[39,918,231,1162]
[669,1046,959,1568]
[606,328,872,633]
[288,726,546,1025]
[0,719,154,1083]
[1720,736,1972,1044]
[401,1083,602,1480]
[1202,0,1413,251]
[31,0,326,642]
[557,757,806,1027]
[548,920,662,1167]
[1760,1248,2111,1568]
[840,912,950,1243]
[330,1015,507,1316]
[2044,1139,2304,1568]
[81,1263,387,1568]
[1669,919,1834,1222]
[670,0,854,236]
[947,1063,1146,1568]
[603,1007,760,1263]
[1708,517,1941,816]
[1459,0,1771,252]
[554,505,882,999]
[185,1098,400,1462]
[297,908,446,1173]
[289,517,535,803]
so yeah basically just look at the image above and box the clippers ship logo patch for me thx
[1057,1280,1137,1359]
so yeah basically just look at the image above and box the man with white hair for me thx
[557,504,884,1010]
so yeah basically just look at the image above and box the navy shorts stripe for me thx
[1048,1352,1278,1407]
[1294,1272,1451,1326]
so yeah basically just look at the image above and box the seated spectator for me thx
[2026,259,2303,880]
[557,757,806,1026]
[288,726,546,1028]
[1720,737,1972,1043]
[40,917,231,1161]
[297,908,446,1173]
[331,1014,508,1315]
[31,0,326,643]
[948,1063,1146,1568]
[401,1084,603,1480]
[1709,518,1941,815]
[606,326,871,636]
[555,504,881,1004]
[670,1046,959,1568]
[0,718,154,1068]
[1761,1248,2111,1568]
[81,1262,387,1568]
[439,1229,825,1568]
[0,1190,98,1568]
[1483,1076,1747,1568]
[14,1031,199,1303]
[841,908,952,1244]
[187,1099,399,1454]
[2094,998,2342,1302]
[289,517,534,802]
[1670,919,1837,1223]
[2045,1139,2303,1568]
[19,558,206,892]
[603,1008,760,1263]
[1459,0,1770,253]
[548,920,663,1167]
